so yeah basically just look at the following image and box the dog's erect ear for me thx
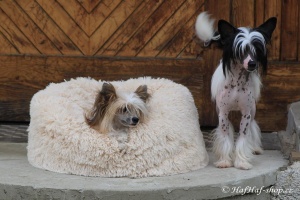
[100,83,117,102]
[218,20,238,41]
[255,17,277,41]
[85,83,116,126]
[135,85,150,102]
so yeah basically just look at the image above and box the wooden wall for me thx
[0,0,300,131]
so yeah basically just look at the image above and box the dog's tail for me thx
[195,12,220,47]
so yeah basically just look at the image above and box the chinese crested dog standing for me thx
[195,12,277,169]
[85,83,150,150]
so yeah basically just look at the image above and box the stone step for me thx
[0,143,287,200]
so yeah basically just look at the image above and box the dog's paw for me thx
[234,159,252,170]
[214,159,233,168]
[253,147,263,155]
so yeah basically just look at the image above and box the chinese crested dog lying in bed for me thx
[195,12,277,169]
[85,83,150,150]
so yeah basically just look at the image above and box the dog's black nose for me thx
[132,117,139,124]
[248,60,257,71]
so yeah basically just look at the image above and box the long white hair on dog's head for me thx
[85,83,150,133]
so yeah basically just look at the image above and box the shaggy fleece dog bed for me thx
[27,77,209,177]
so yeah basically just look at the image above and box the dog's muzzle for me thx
[247,60,257,72]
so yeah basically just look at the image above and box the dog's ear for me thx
[218,20,238,41]
[135,85,150,102]
[85,83,117,126]
[255,17,277,42]
[100,83,117,102]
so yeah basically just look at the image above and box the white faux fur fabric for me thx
[27,77,209,177]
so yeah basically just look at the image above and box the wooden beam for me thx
[0,55,204,122]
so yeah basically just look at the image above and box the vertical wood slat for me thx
[280,0,299,61]
[255,0,265,26]
[232,0,255,27]
[16,0,82,56]
[264,0,281,61]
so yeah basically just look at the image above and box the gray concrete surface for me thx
[0,143,287,200]
[288,101,300,152]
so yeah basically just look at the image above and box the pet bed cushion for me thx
[27,77,209,177]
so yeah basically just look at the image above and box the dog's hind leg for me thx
[249,120,263,155]
[213,111,234,168]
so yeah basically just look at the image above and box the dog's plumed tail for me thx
[195,12,220,46]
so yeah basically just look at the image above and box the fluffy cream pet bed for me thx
[27,77,209,177]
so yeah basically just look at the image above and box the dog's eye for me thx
[122,107,127,113]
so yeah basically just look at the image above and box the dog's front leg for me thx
[234,109,254,170]
[213,110,234,168]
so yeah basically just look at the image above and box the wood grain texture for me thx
[232,0,255,27]
[0,8,39,54]
[0,0,59,54]
[280,0,299,61]
[116,0,185,56]
[0,55,204,122]
[96,0,165,56]
[264,0,281,60]
[137,0,202,57]
[16,0,82,55]
[0,0,300,132]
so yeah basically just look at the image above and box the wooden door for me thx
[0,0,300,131]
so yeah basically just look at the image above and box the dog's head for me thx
[218,17,277,76]
[85,83,150,133]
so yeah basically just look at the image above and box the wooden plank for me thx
[89,0,143,55]
[158,2,205,58]
[0,0,59,55]
[255,0,265,26]
[0,56,300,130]
[232,0,254,27]
[0,32,19,54]
[88,0,123,35]
[0,8,39,54]
[137,0,202,57]
[58,0,122,36]
[57,0,90,35]
[280,0,299,61]
[116,0,185,56]
[16,0,82,56]
[76,0,102,13]
[0,55,204,122]
[264,0,281,60]
[96,0,164,56]
[36,0,90,54]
